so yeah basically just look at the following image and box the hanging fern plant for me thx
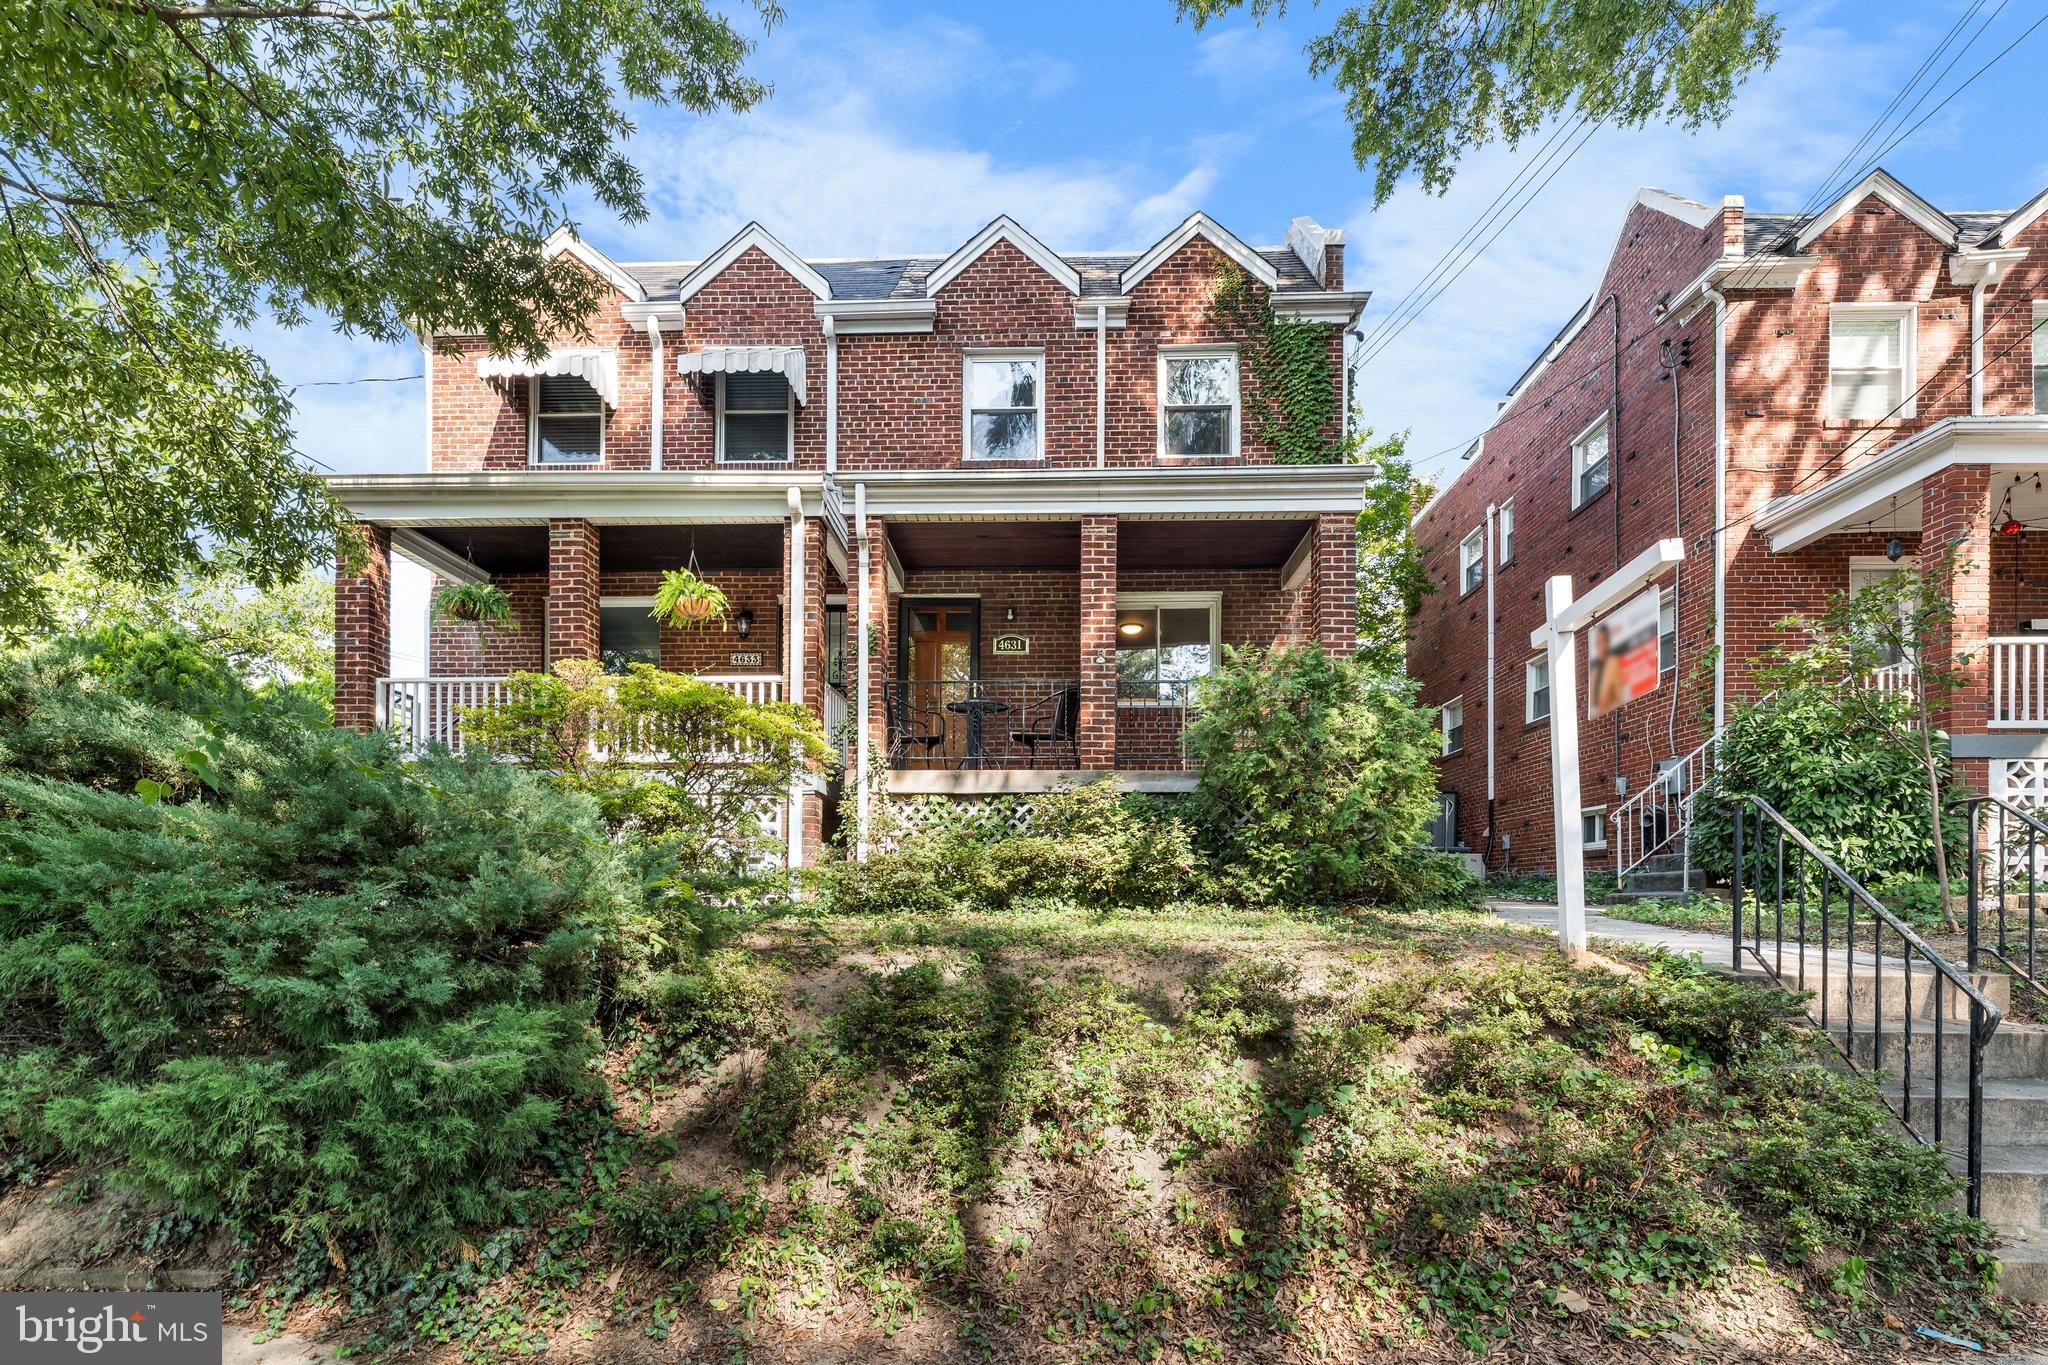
[1209,265,1344,465]
[434,582,518,631]
[653,565,729,630]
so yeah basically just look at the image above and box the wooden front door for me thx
[906,603,976,763]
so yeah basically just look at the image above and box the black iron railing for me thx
[1729,795,1999,1216]
[1114,678,1198,769]
[1955,794,2048,1010]
[882,678,1080,770]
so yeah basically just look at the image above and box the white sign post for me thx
[1529,538,1685,960]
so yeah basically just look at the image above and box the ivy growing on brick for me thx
[1209,265,1341,464]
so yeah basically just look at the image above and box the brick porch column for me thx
[1078,515,1119,768]
[334,522,391,732]
[546,518,600,664]
[1923,464,1994,790]
[1313,512,1360,656]
[854,509,892,856]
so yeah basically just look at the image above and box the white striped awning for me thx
[474,348,619,408]
[676,346,808,405]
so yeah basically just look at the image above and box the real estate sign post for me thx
[1531,539,1684,959]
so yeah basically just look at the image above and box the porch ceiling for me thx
[884,518,1313,572]
[399,523,784,576]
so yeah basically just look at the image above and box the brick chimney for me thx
[1287,216,1346,290]
[1718,194,1745,257]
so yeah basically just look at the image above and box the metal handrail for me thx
[1954,793,2048,1010]
[1730,794,1998,1217]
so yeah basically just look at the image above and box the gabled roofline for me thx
[1120,212,1279,293]
[1991,183,2048,247]
[673,222,832,303]
[925,215,1081,296]
[1793,168,1957,252]
[542,227,646,302]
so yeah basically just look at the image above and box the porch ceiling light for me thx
[2002,519,2025,537]
[1118,620,1145,637]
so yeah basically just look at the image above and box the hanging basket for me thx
[669,594,720,622]
[653,550,729,631]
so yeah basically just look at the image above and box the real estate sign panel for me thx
[1587,587,1660,719]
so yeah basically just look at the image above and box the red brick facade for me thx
[334,523,391,731]
[1411,178,2048,874]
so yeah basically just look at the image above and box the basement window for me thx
[1582,807,1608,850]
[1828,304,1915,421]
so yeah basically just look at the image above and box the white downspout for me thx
[646,316,665,471]
[787,485,808,873]
[1971,280,1987,416]
[823,315,839,474]
[854,483,872,860]
[1095,304,1107,467]
[1708,286,1728,737]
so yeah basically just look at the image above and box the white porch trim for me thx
[887,770,1199,796]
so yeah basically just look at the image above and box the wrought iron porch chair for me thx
[1007,683,1079,768]
[887,686,951,768]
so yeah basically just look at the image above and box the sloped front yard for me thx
[116,903,2039,1361]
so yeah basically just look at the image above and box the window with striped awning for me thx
[534,374,602,464]
[719,371,792,463]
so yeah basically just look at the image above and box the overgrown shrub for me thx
[814,779,1202,914]
[0,632,643,1249]
[1185,644,1441,905]
[1693,687,1963,885]
[606,1173,763,1270]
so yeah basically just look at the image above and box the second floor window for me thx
[1571,415,1609,508]
[1526,656,1550,722]
[2034,303,2048,414]
[1829,305,1914,421]
[719,372,793,463]
[1441,696,1464,755]
[1459,526,1484,594]
[1497,498,1515,565]
[532,374,603,465]
[1160,348,1238,457]
[965,352,1042,460]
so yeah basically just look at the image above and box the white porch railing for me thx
[823,681,849,758]
[1865,659,1918,699]
[1992,637,2048,728]
[376,674,787,757]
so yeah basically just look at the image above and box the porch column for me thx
[798,514,828,863]
[546,518,601,664]
[1078,514,1119,768]
[1923,465,1994,793]
[854,497,892,857]
[334,521,391,732]
[1313,512,1360,657]
[1923,465,1994,736]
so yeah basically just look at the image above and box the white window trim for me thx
[1156,343,1240,459]
[1114,591,1221,708]
[1569,413,1609,510]
[1497,498,1515,566]
[1459,526,1485,595]
[1582,806,1608,851]
[528,374,605,468]
[1827,302,1917,423]
[600,595,658,608]
[1441,695,1465,755]
[1658,586,1677,679]
[962,348,1046,462]
[2032,301,2048,415]
[1525,656,1550,724]
[715,371,796,465]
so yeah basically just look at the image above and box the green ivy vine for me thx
[1208,265,1343,464]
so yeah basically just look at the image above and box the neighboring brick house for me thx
[1410,170,2048,880]
[331,213,1371,868]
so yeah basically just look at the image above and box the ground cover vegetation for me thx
[0,630,2030,1359]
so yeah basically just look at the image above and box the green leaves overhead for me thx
[1177,0,1781,203]
[0,0,775,633]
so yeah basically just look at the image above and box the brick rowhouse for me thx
[1410,172,2048,875]
[331,212,1373,865]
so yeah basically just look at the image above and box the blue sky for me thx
[282,0,2048,501]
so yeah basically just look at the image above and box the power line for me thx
[288,372,423,390]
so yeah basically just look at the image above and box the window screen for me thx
[722,372,791,462]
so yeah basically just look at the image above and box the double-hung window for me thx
[2033,302,2048,414]
[1441,696,1465,754]
[1497,498,1515,565]
[1582,808,1608,850]
[532,375,604,465]
[1115,594,1219,702]
[718,372,794,463]
[1829,305,1915,421]
[1525,657,1550,723]
[1571,415,1609,509]
[1159,347,1239,457]
[1459,527,1485,594]
[964,351,1043,460]
[1659,588,1677,676]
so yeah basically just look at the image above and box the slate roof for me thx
[617,245,1322,303]
[1742,208,2012,255]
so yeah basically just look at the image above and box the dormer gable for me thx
[1793,169,1958,252]
[925,216,1080,296]
[674,222,831,303]
[541,226,646,301]
[1120,212,1279,294]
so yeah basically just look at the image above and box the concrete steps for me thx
[1615,850,1711,899]
[1732,957,2010,1022]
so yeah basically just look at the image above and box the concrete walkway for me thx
[1488,899,1739,962]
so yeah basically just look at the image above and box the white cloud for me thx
[1191,26,1296,86]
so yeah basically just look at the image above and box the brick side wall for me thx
[1078,517,1119,765]
[335,523,391,731]
[429,572,548,674]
